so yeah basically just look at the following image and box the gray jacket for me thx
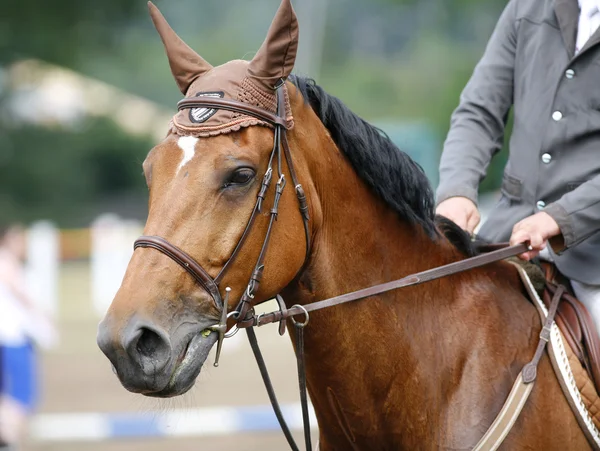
[436,0,600,284]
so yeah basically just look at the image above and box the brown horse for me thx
[97,0,590,449]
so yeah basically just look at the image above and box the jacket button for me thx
[565,69,575,79]
[552,111,563,121]
[537,200,546,210]
[542,153,552,163]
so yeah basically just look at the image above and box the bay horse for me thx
[97,0,590,449]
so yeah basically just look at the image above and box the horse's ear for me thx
[148,2,213,94]
[247,0,299,91]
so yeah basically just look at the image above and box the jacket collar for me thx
[555,0,600,58]
[555,0,580,58]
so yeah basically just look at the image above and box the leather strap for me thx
[473,281,564,451]
[134,236,223,309]
[472,373,534,451]
[282,132,311,265]
[247,243,530,328]
[215,193,263,284]
[522,285,565,383]
[177,97,289,128]
[295,324,312,451]
[246,327,301,451]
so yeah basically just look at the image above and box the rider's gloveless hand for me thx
[436,196,481,234]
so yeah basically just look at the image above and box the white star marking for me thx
[176,136,199,174]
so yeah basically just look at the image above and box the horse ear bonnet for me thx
[246,0,299,91]
[148,2,213,94]
[148,0,298,138]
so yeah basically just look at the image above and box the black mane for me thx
[434,215,478,257]
[290,75,438,237]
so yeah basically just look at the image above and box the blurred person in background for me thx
[0,223,56,450]
[435,0,600,332]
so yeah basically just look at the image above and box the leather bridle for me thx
[134,80,311,367]
[132,79,537,451]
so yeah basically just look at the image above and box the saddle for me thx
[539,262,600,395]
[475,241,600,443]
[509,258,600,445]
[475,241,600,394]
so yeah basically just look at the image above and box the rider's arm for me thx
[436,0,518,207]
[544,178,600,250]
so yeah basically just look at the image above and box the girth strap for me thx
[472,282,565,451]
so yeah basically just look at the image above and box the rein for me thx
[235,242,531,330]
[133,82,536,451]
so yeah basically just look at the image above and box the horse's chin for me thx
[130,332,218,398]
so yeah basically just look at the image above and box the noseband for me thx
[134,81,311,366]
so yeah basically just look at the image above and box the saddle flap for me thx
[540,263,600,397]
[511,261,600,446]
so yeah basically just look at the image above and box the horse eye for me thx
[225,168,255,187]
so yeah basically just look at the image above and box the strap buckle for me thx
[539,326,551,342]
[208,287,231,367]
[273,78,286,90]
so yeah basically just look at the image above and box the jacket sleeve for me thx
[544,177,600,250]
[436,0,518,206]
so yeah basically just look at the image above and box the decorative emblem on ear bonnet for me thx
[148,0,297,138]
[188,91,224,124]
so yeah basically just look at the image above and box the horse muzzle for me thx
[97,313,218,397]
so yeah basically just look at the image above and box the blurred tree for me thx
[0,0,145,66]
[0,0,513,226]
[0,1,150,225]
[0,117,152,226]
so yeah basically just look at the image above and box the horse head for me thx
[97,0,317,397]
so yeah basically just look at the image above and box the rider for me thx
[435,0,600,332]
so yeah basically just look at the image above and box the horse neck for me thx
[283,119,535,446]
[289,124,444,309]
[283,113,458,349]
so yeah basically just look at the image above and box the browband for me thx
[177,97,290,128]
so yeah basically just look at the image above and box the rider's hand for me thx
[509,212,561,260]
[436,197,480,234]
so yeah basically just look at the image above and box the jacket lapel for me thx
[555,0,580,58]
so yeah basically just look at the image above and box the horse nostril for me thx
[137,328,163,358]
[125,324,171,374]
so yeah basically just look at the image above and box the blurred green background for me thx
[1,1,515,449]
[0,0,510,227]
